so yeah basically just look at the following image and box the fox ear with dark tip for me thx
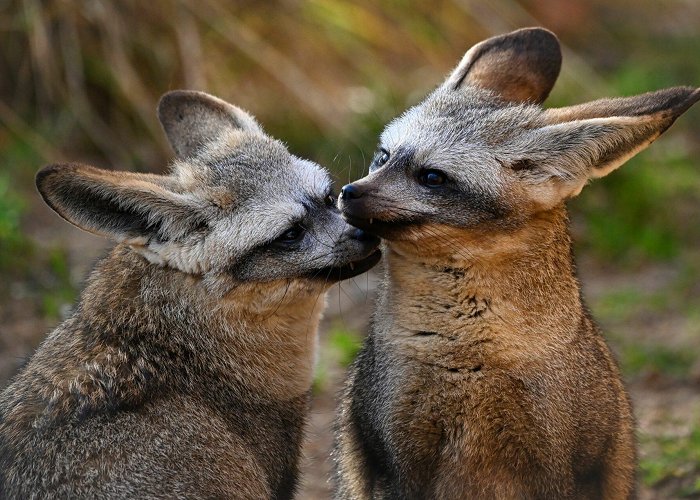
[35,163,210,244]
[504,86,700,207]
[444,27,562,104]
[157,90,263,158]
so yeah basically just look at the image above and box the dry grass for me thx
[1,0,699,496]
[1,0,639,169]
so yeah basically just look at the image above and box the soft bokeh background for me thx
[1,0,699,497]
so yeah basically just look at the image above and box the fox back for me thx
[334,28,699,499]
[0,90,380,499]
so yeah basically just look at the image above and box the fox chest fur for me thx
[334,27,697,500]
[0,247,318,500]
[343,237,630,499]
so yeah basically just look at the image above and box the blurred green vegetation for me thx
[1,0,699,494]
[571,147,700,265]
[0,132,44,274]
[0,171,30,271]
[313,322,363,394]
[640,419,700,496]
[39,247,77,320]
[592,265,699,383]
[329,324,364,368]
[619,341,695,380]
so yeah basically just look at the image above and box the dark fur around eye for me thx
[273,224,305,248]
[496,157,536,172]
[510,159,537,171]
[324,193,336,207]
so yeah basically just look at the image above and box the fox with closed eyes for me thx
[334,28,699,499]
[0,90,380,499]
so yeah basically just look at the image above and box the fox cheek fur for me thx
[334,27,699,499]
[0,90,380,499]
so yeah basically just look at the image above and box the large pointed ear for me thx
[505,86,700,206]
[444,27,562,104]
[36,163,211,243]
[158,90,263,158]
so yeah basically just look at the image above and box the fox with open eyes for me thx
[0,90,380,499]
[334,28,700,499]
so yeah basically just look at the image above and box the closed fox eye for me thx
[273,223,306,248]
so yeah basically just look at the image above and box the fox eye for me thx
[324,193,336,207]
[375,148,390,167]
[275,224,305,246]
[418,169,447,187]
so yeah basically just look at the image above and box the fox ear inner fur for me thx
[158,90,263,158]
[510,86,700,203]
[444,27,562,104]
[35,163,208,243]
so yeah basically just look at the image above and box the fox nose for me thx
[340,183,362,200]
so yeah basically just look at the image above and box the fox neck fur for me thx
[336,204,634,498]
[6,245,325,428]
[381,205,584,366]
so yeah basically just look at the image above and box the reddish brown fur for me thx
[333,28,698,500]
[335,208,636,499]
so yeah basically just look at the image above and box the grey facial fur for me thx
[341,74,699,239]
[37,91,380,297]
[175,136,377,286]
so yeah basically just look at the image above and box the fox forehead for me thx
[381,88,540,153]
[166,132,332,260]
[206,155,333,256]
[238,160,331,229]
[378,88,545,188]
[175,136,331,207]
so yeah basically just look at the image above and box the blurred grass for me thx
[0,134,39,274]
[570,125,700,266]
[622,344,695,380]
[1,1,699,494]
[592,263,700,381]
[313,322,363,394]
[329,324,364,368]
[39,247,76,320]
[640,418,700,496]
[0,172,30,272]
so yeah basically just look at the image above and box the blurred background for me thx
[0,0,699,497]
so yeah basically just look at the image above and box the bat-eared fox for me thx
[0,90,380,499]
[334,27,699,499]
